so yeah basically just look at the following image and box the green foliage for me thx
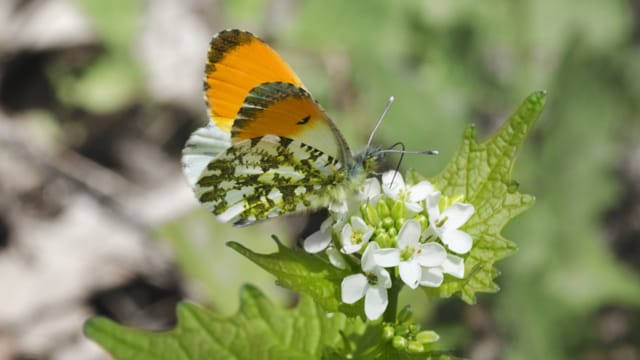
[85,286,457,360]
[85,286,359,360]
[423,91,545,303]
[228,238,359,317]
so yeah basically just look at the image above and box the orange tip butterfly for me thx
[182,30,396,226]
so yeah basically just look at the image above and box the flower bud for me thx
[415,330,440,344]
[407,340,425,353]
[397,305,412,323]
[382,325,395,340]
[395,324,408,336]
[392,335,407,350]
[377,200,390,218]
[363,204,379,225]
[382,217,395,230]
[391,200,405,219]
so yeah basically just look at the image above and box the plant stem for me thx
[383,278,403,323]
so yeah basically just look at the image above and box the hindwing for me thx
[195,135,347,226]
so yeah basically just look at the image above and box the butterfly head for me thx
[350,146,384,178]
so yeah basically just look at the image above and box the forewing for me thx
[195,135,347,226]
[204,30,304,133]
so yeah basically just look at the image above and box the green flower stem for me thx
[383,276,404,323]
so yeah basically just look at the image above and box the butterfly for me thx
[182,29,383,226]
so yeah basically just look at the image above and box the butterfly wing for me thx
[183,30,304,192]
[195,135,347,226]
[182,122,231,187]
[204,29,304,133]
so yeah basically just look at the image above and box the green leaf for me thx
[86,285,456,360]
[227,238,363,318]
[85,285,360,360]
[426,91,547,303]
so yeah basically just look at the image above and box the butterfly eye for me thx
[297,115,311,125]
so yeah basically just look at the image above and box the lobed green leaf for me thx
[425,91,546,303]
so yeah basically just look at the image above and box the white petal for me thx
[426,192,442,222]
[374,267,392,289]
[441,254,465,278]
[404,201,423,213]
[381,171,404,198]
[442,229,473,254]
[422,226,437,241]
[341,274,368,304]
[351,216,369,232]
[399,260,421,289]
[415,242,447,267]
[340,224,354,246]
[420,267,444,287]
[361,242,380,271]
[373,248,400,267]
[320,217,334,232]
[408,181,435,202]
[360,177,381,200]
[364,285,388,320]
[397,220,421,247]
[303,229,332,253]
[341,243,364,254]
[327,247,348,269]
[441,203,475,229]
[362,228,374,243]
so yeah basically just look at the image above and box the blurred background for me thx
[0,0,639,359]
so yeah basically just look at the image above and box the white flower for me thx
[381,171,434,212]
[373,220,447,289]
[426,192,475,254]
[359,177,383,202]
[341,242,391,320]
[303,217,335,253]
[340,216,374,254]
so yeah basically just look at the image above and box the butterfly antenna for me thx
[390,142,405,186]
[380,141,439,186]
[367,96,395,148]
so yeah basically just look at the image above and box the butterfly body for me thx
[183,29,380,225]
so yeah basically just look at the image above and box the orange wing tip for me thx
[203,29,304,133]
[206,30,259,67]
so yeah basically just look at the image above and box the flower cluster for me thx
[304,171,475,320]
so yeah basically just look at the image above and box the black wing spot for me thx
[297,115,311,125]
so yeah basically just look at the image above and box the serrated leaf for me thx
[86,285,460,359]
[427,91,546,303]
[228,238,363,317]
[85,285,363,360]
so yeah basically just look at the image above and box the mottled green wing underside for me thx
[195,135,347,226]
